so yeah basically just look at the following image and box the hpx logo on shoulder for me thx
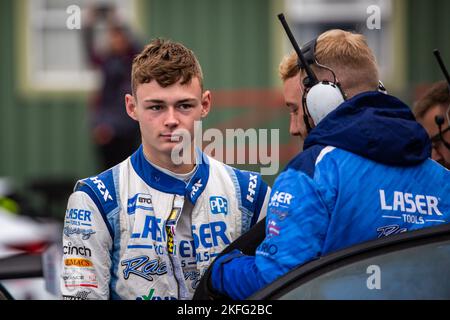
[209,196,228,215]
[90,176,113,202]
[269,191,293,209]
[246,174,258,203]
[190,179,203,199]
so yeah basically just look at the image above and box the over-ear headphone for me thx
[297,38,347,132]
[278,14,385,133]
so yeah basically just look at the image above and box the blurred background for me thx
[0,0,449,299]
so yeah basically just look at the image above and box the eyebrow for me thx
[143,99,165,103]
[142,98,198,104]
[176,98,198,104]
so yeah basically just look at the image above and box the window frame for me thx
[17,0,138,94]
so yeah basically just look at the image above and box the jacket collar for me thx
[130,145,210,204]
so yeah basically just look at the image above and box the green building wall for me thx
[0,0,449,218]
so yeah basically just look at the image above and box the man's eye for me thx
[178,104,193,110]
[147,105,163,111]
[286,104,298,114]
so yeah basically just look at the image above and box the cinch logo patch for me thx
[209,196,228,215]
[379,190,443,216]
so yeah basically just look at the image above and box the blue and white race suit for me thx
[61,146,269,300]
[211,91,450,299]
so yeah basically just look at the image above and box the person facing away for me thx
[414,81,450,169]
[82,5,141,170]
[61,38,270,300]
[209,29,450,299]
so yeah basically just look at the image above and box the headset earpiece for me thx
[305,81,346,125]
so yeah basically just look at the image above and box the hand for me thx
[210,249,244,296]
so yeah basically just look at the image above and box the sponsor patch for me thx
[121,256,167,281]
[63,242,92,257]
[376,224,407,238]
[62,290,92,300]
[269,191,293,208]
[63,226,96,240]
[136,288,177,300]
[267,219,280,238]
[63,268,98,289]
[209,196,228,215]
[64,258,93,267]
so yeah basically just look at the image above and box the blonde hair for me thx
[279,29,379,98]
[279,50,300,82]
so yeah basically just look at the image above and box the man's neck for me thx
[142,146,196,174]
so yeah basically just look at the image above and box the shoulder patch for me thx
[228,168,268,226]
[76,168,118,215]
[74,167,120,239]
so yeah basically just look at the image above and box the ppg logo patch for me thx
[209,196,228,215]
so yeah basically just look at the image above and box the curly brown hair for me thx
[131,38,203,96]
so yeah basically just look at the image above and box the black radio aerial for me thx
[277,13,318,86]
[432,49,450,150]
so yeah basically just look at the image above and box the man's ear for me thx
[125,94,138,121]
[201,90,211,118]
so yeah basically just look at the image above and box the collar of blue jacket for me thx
[131,145,210,203]
[304,91,431,166]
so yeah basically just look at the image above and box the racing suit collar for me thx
[130,145,210,203]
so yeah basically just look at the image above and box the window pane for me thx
[279,240,450,299]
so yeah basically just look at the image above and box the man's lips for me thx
[160,133,182,141]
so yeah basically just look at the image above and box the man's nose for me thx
[164,107,179,128]
[289,117,301,136]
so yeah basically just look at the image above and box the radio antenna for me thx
[277,13,318,85]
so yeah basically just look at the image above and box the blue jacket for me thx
[212,91,450,299]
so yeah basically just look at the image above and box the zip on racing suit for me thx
[61,146,270,300]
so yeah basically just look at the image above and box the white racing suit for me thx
[61,146,269,300]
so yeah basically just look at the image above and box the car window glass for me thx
[278,239,450,300]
